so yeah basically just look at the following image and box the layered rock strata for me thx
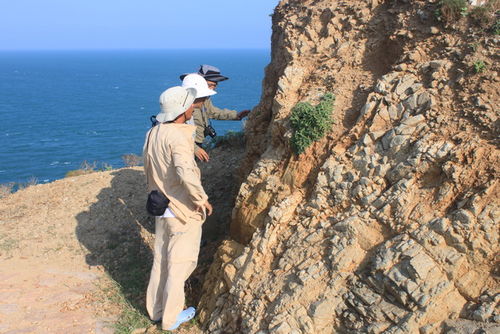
[199,0,499,333]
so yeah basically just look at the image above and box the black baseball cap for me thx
[179,64,229,82]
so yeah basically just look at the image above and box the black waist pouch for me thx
[146,190,170,216]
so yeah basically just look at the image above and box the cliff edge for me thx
[0,142,243,334]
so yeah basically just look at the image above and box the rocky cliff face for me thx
[199,0,499,333]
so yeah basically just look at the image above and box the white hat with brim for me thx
[181,73,217,98]
[156,86,197,123]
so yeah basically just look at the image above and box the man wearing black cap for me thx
[180,65,250,162]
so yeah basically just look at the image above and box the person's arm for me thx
[236,109,250,119]
[192,108,207,144]
[194,145,209,162]
[205,99,239,120]
[191,109,210,161]
[142,129,151,171]
[142,128,154,191]
[171,137,208,207]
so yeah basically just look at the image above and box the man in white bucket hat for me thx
[143,81,215,331]
[181,68,250,162]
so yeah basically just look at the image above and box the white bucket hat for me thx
[182,73,217,98]
[156,86,196,123]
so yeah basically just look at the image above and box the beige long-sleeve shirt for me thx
[192,99,238,144]
[143,123,208,224]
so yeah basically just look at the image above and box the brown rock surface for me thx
[199,0,499,333]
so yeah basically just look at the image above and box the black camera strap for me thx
[201,105,210,126]
[201,104,216,138]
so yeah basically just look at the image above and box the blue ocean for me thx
[0,49,269,185]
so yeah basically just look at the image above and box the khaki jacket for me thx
[143,123,208,224]
[192,99,238,144]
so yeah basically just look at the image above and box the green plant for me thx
[492,19,500,34]
[473,59,487,73]
[437,0,468,22]
[435,8,443,20]
[95,262,153,334]
[96,247,157,334]
[290,93,335,155]
[101,163,113,171]
[114,305,151,334]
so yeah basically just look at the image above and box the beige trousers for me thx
[146,216,202,329]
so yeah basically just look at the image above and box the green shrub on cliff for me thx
[290,93,335,155]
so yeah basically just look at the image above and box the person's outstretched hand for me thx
[195,147,209,162]
[237,109,250,120]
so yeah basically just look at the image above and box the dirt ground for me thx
[0,140,244,334]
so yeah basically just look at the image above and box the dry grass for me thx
[17,176,38,190]
[440,0,469,22]
[0,178,38,198]
[0,183,15,198]
[0,234,18,255]
[122,154,143,167]
[65,161,100,178]
[469,0,500,29]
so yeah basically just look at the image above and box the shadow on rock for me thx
[75,168,154,310]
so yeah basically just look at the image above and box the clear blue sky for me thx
[0,0,279,50]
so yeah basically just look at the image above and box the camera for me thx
[204,124,217,138]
